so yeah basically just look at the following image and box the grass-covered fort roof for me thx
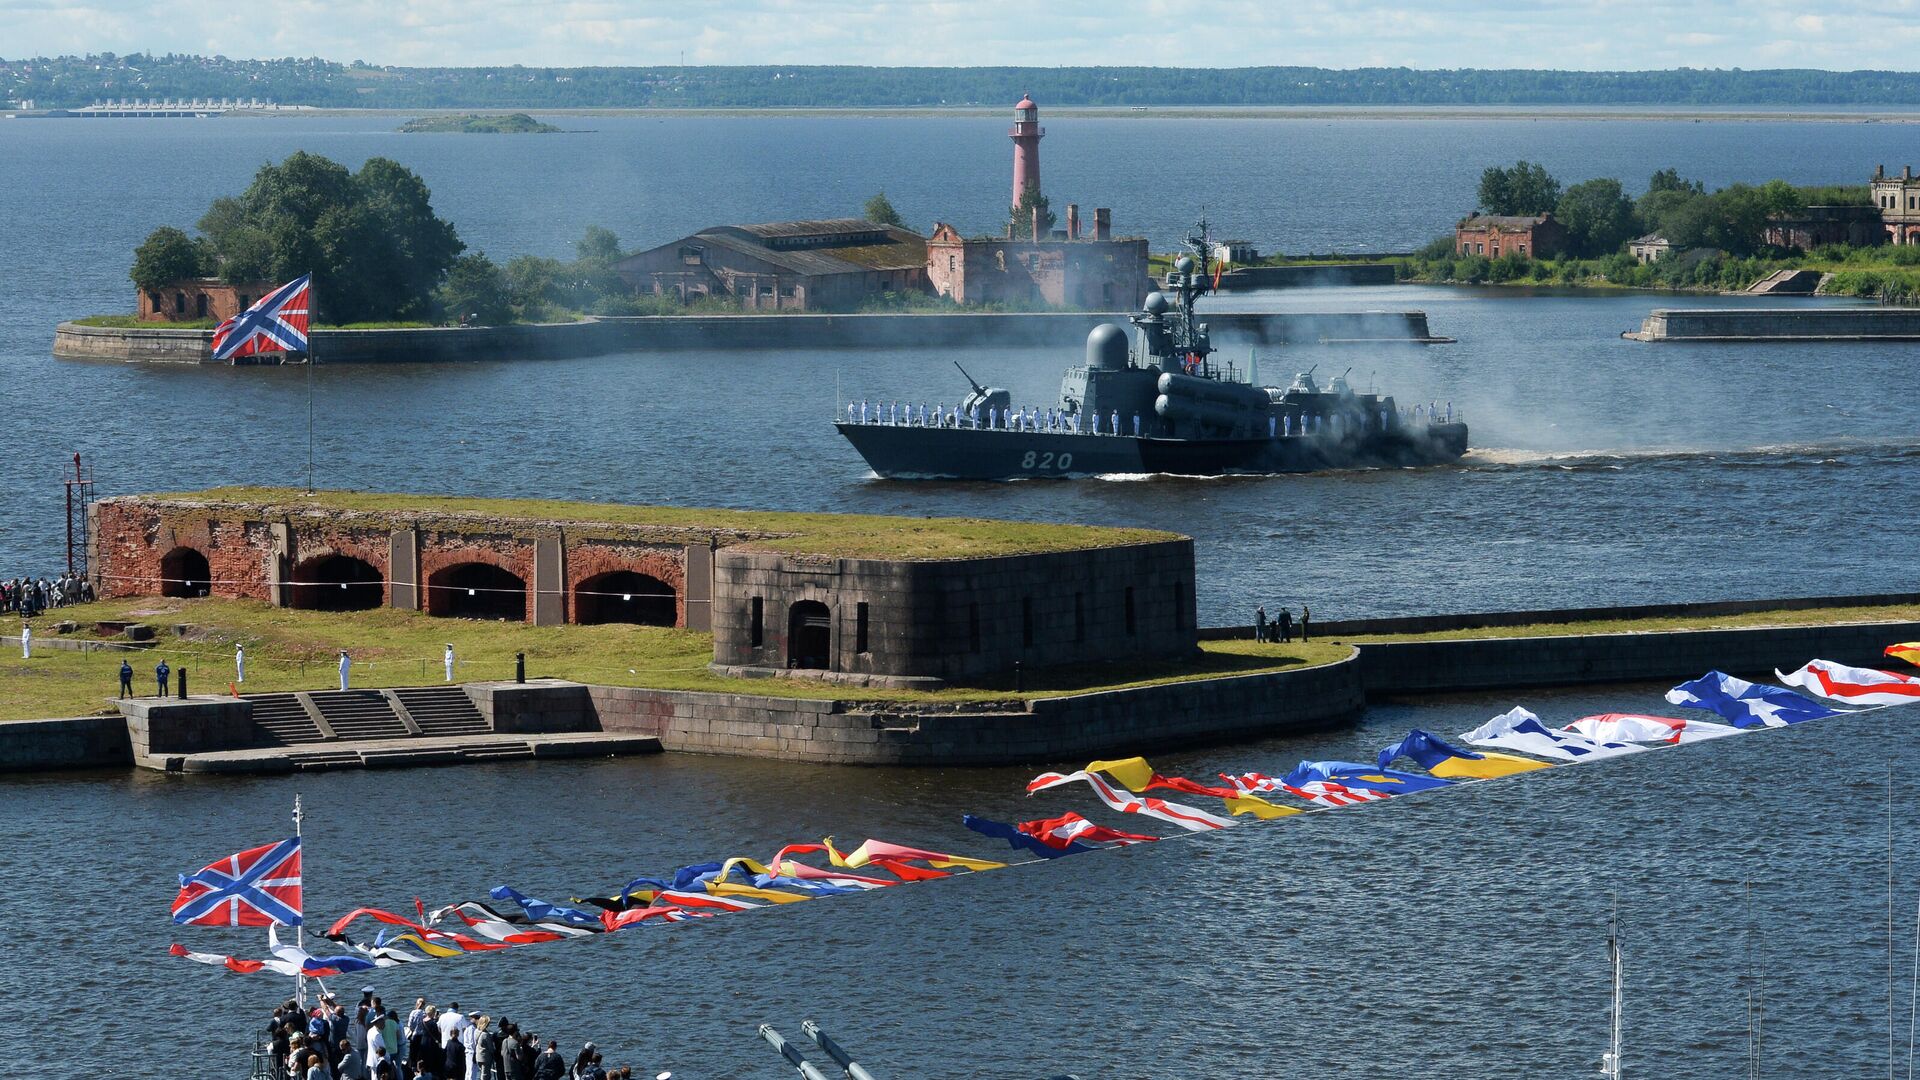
[121,487,1182,560]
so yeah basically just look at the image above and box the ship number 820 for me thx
[1021,451,1072,470]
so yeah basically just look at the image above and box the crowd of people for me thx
[1,572,91,615]
[269,989,663,1080]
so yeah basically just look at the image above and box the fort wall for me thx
[54,310,1439,363]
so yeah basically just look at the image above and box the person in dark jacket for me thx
[442,1031,466,1080]
[533,1041,567,1080]
[119,659,134,696]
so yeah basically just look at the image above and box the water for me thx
[2,686,1914,1077]
[3,113,1918,1075]
[3,113,1917,621]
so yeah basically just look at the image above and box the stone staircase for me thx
[249,693,327,746]
[244,686,484,747]
[305,690,411,740]
[392,686,489,737]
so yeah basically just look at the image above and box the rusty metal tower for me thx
[64,452,94,579]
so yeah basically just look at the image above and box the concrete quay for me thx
[52,308,1443,364]
[1626,306,1920,341]
[5,606,1914,774]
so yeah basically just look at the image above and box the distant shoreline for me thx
[178,104,1920,123]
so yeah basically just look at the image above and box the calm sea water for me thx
[2,113,1917,1077]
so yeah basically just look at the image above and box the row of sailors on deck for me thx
[847,400,1454,438]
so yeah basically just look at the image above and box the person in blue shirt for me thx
[119,659,134,697]
[155,659,171,697]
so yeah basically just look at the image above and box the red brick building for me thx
[1763,204,1884,251]
[137,277,276,322]
[91,493,719,629]
[924,211,1150,310]
[1454,214,1568,259]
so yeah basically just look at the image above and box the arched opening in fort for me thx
[787,600,832,670]
[573,571,676,627]
[427,563,527,621]
[289,554,384,612]
[158,546,210,598]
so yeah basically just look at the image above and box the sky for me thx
[4,0,1920,70]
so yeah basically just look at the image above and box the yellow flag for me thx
[1888,643,1920,670]
[1086,756,1157,792]
[1224,794,1302,819]
[707,880,813,905]
[1430,751,1551,779]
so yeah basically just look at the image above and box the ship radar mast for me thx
[1131,218,1217,376]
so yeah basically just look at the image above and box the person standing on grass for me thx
[19,621,29,659]
[1277,607,1293,644]
[236,643,246,685]
[156,658,171,697]
[445,643,456,683]
[1301,605,1311,642]
[339,650,351,691]
[1254,605,1267,643]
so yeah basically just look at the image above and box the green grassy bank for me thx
[1,597,1349,722]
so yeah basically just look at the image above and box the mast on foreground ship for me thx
[836,225,1469,480]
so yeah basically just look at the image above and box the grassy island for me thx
[150,487,1178,561]
[399,112,560,134]
[0,597,1350,721]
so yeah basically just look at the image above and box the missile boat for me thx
[835,225,1469,480]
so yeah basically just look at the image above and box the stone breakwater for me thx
[1625,306,1920,341]
[52,309,1441,364]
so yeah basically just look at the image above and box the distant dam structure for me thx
[32,99,316,118]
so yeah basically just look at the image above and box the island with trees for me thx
[398,112,561,134]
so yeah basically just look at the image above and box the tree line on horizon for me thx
[1466,160,1871,258]
[17,53,1920,108]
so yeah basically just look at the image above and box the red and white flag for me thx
[1778,659,1920,708]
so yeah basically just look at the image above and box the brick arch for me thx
[565,546,685,626]
[158,545,210,598]
[420,542,536,622]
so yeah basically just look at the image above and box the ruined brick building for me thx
[614,219,928,311]
[90,490,1196,687]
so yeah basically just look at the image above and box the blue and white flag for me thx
[1665,670,1845,728]
[1462,708,1646,763]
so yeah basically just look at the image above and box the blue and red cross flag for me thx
[210,274,311,361]
[171,837,304,926]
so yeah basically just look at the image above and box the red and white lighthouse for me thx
[1009,93,1044,207]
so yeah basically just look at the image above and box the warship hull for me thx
[837,421,1469,480]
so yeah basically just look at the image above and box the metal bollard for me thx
[802,1021,878,1080]
[515,652,526,683]
[759,1025,833,1080]
[177,667,188,699]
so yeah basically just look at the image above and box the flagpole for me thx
[306,274,316,496]
[294,792,306,1009]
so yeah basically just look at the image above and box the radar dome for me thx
[1086,323,1129,371]
[1175,256,1195,274]
[1143,291,1169,315]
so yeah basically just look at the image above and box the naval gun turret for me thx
[955,361,1011,419]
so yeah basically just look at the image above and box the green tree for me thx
[438,253,513,325]
[863,191,904,227]
[1646,168,1704,196]
[575,225,622,263]
[1478,161,1561,215]
[129,226,206,291]
[194,151,464,323]
[1556,178,1637,257]
[1008,182,1056,239]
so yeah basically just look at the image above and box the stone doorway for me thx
[159,546,210,598]
[787,600,831,670]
